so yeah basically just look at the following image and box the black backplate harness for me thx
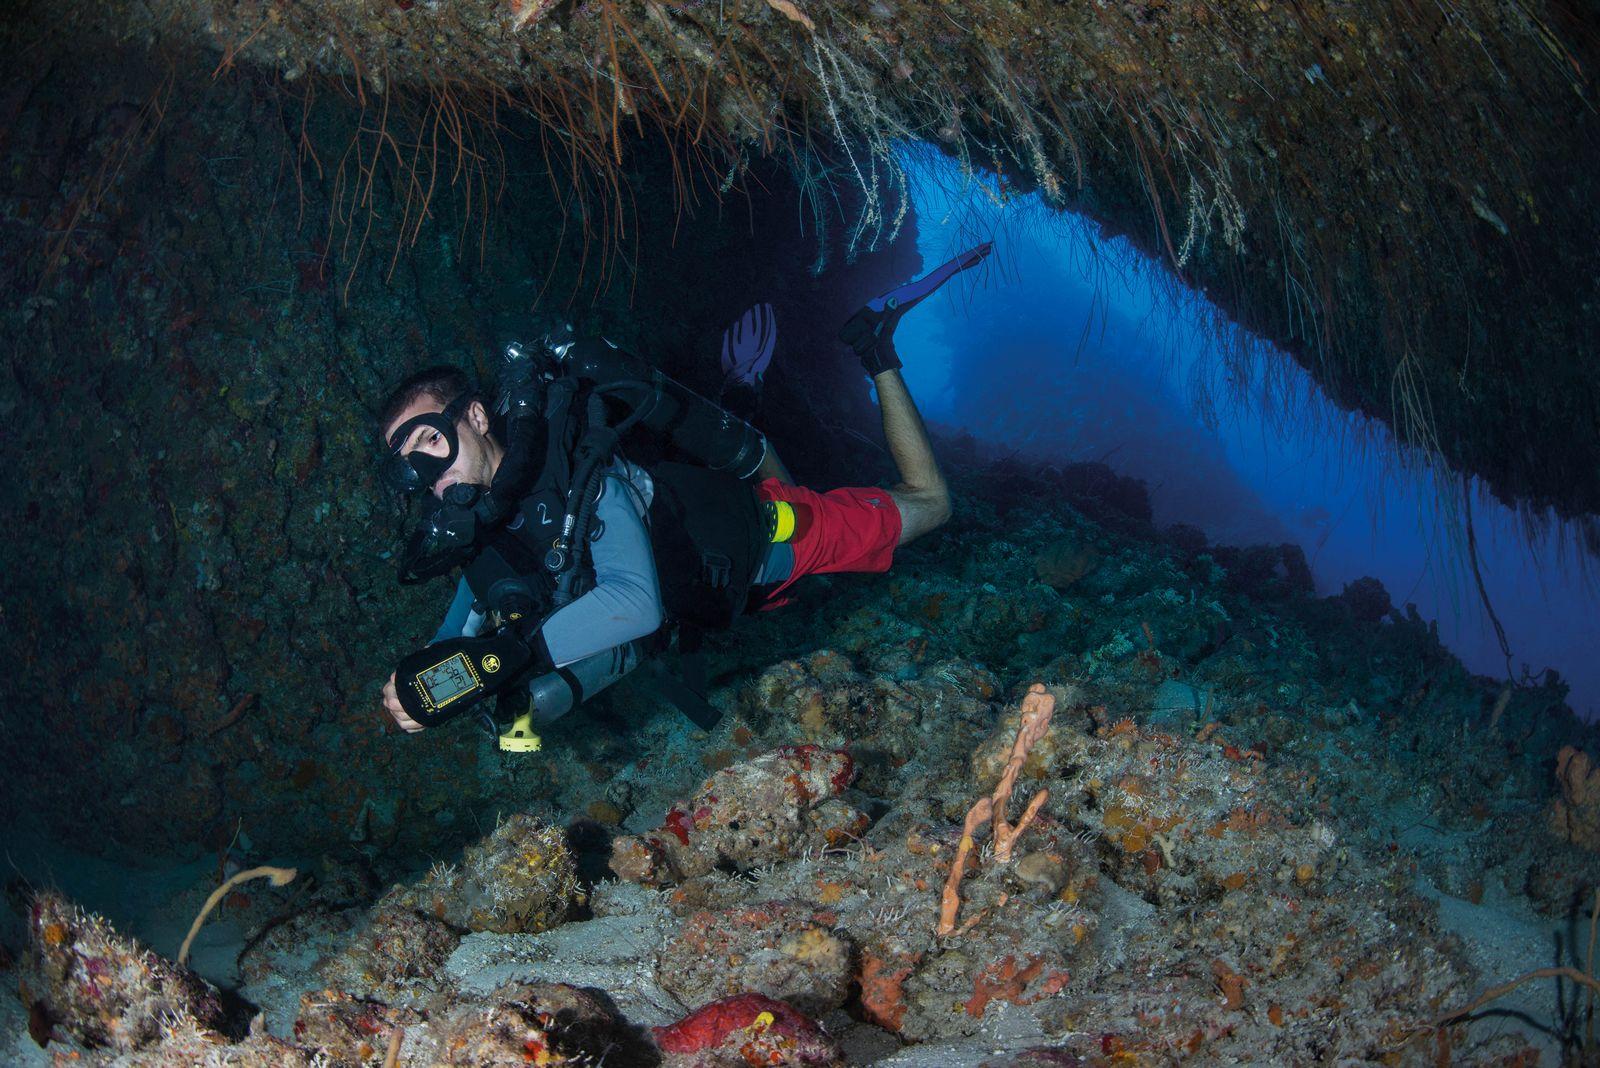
[390,336,752,733]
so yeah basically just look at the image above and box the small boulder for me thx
[317,890,462,1000]
[391,814,580,933]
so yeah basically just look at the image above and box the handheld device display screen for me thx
[420,653,479,708]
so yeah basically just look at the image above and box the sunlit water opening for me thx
[893,144,1600,718]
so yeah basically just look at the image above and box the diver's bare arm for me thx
[758,441,794,485]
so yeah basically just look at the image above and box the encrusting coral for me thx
[316,890,463,1003]
[656,903,853,1016]
[389,813,579,934]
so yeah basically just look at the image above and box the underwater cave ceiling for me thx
[39,0,1600,528]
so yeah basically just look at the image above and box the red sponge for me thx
[653,993,842,1067]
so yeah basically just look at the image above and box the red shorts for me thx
[754,478,902,607]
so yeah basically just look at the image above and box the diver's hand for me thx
[839,305,903,375]
[382,672,424,733]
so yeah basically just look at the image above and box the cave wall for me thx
[32,0,1598,531]
[0,33,917,859]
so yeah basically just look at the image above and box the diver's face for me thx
[383,396,502,498]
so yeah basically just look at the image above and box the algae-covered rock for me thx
[393,814,580,934]
[317,889,463,1001]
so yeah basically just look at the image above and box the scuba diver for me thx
[376,244,990,747]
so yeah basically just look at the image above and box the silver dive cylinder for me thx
[527,641,644,726]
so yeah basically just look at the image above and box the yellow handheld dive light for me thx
[498,709,542,753]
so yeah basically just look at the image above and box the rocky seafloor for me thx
[5,444,1599,1066]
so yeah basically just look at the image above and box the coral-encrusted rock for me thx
[653,994,842,1068]
[317,889,462,1000]
[657,903,853,1015]
[747,651,893,747]
[390,813,580,933]
[807,797,871,847]
[292,989,421,1062]
[435,981,645,1065]
[1065,717,1337,903]
[611,746,857,886]
[23,890,225,1052]
[742,652,1005,793]
[855,919,1078,1042]
[1551,745,1600,851]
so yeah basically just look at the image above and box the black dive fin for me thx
[642,656,723,732]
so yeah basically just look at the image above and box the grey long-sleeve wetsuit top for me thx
[430,459,662,666]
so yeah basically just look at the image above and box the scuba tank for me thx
[559,337,768,480]
[528,642,644,726]
[496,642,645,752]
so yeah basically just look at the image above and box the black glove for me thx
[838,304,903,377]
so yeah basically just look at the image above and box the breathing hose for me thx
[548,381,654,607]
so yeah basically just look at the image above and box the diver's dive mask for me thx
[381,390,477,495]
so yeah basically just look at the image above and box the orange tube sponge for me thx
[938,684,1057,935]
